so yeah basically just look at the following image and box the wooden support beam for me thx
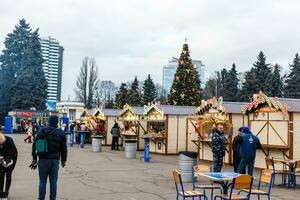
[269,122,287,146]
[176,116,179,153]
[255,122,268,137]
[105,119,108,145]
[289,113,294,159]
[228,114,233,165]
[165,115,169,155]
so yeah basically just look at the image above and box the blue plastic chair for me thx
[173,170,208,200]
[238,169,274,200]
[214,174,253,200]
[192,165,222,200]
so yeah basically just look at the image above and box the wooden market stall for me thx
[187,97,233,163]
[78,110,93,143]
[102,109,121,146]
[91,109,106,138]
[241,91,291,168]
[144,104,167,154]
[118,104,146,150]
[142,104,197,155]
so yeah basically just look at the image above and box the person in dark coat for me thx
[30,115,68,200]
[237,127,267,176]
[212,123,227,172]
[232,127,245,173]
[111,122,120,150]
[0,133,18,200]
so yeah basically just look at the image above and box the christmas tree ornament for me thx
[254,111,259,118]
[191,99,195,105]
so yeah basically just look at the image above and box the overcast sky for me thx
[1,0,300,100]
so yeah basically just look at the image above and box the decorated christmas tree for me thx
[167,42,201,106]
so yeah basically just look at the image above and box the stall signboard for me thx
[120,104,139,121]
[144,104,164,121]
[241,91,288,117]
[17,112,34,117]
[193,97,228,124]
[46,101,57,112]
[94,109,105,121]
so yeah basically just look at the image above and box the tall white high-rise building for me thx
[162,57,205,94]
[40,36,64,102]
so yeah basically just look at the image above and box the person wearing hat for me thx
[211,123,227,172]
[237,127,267,176]
[30,115,68,200]
[0,133,18,200]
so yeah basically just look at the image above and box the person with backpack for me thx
[0,133,18,200]
[111,122,120,150]
[237,127,267,176]
[30,115,68,200]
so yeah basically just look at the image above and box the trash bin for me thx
[178,151,198,182]
[124,139,137,159]
[92,136,103,152]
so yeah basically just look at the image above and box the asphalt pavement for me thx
[5,134,300,200]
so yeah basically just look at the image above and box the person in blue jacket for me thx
[237,127,267,176]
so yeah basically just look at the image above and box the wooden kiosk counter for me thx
[143,103,195,155]
[241,91,291,168]
[187,98,233,163]
[117,104,146,151]
[144,104,167,154]
[184,92,300,169]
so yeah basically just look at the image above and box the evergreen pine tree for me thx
[223,64,239,101]
[168,43,201,106]
[0,19,32,121]
[155,84,167,105]
[142,74,157,104]
[10,29,47,109]
[270,64,283,97]
[215,71,222,97]
[115,83,128,109]
[240,68,257,101]
[285,53,300,98]
[219,68,228,97]
[202,78,217,99]
[240,51,272,101]
[253,51,272,95]
[105,92,114,108]
[128,76,141,106]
